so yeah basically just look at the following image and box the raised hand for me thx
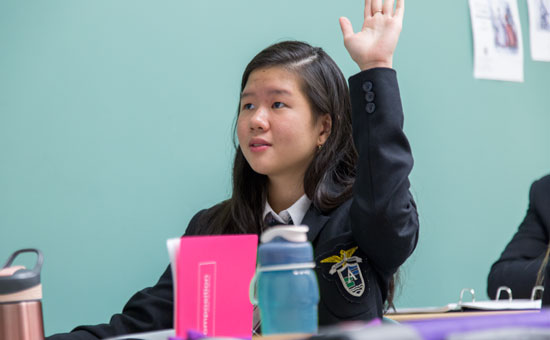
[339,0,404,70]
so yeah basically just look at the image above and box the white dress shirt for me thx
[262,194,311,225]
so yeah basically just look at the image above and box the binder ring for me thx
[458,288,475,305]
[496,286,512,301]
[531,285,544,301]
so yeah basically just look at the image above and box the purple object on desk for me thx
[404,309,550,340]
[366,318,382,327]
[186,329,206,340]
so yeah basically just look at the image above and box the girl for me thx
[49,0,418,338]
[488,174,550,299]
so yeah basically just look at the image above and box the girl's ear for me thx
[317,114,332,145]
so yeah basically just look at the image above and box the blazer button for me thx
[362,81,373,92]
[366,103,376,114]
[365,91,375,102]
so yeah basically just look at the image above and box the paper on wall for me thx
[469,0,524,82]
[528,0,550,61]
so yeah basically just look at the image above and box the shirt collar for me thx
[262,194,312,225]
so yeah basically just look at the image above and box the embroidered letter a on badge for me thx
[321,247,365,297]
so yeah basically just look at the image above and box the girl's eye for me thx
[242,103,255,110]
[273,102,285,109]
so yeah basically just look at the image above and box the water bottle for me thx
[250,226,319,335]
[0,248,45,340]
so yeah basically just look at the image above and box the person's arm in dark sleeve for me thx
[47,211,205,339]
[487,178,550,299]
[46,266,174,340]
[348,68,419,280]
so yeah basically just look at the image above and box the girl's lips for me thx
[250,143,271,152]
[249,139,271,152]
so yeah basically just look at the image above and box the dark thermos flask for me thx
[0,249,45,340]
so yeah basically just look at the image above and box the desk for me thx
[107,330,311,340]
[255,334,310,340]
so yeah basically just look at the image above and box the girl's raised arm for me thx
[339,0,404,70]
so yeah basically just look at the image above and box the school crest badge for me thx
[320,246,365,297]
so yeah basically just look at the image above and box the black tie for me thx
[264,212,294,227]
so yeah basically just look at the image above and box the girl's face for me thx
[237,67,331,182]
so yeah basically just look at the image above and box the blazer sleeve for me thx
[487,176,550,299]
[348,68,419,279]
[46,211,206,340]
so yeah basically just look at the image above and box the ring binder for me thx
[458,288,475,306]
[495,286,512,301]
[460,286,542,311]
[531,285,544,300]
[387,286,543,315]
[494,285,544,301]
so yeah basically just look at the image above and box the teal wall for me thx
[1,1,549,336]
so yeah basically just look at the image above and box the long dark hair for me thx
[198,40,398,308]
[200,41,356,234]
[535,245,550,290]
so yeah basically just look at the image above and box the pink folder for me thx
[176,234,258,339]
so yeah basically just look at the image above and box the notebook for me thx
[174,234,258,339]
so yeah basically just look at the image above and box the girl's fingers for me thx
[364,0,372,17]
[382,0,394,16]
[339,17,354,40]
[371,0,383,15]
[395,0,405,18]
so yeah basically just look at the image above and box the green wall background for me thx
[1,0,549,336]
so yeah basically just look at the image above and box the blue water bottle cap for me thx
[261,226,309,243]
[258,226,314,267]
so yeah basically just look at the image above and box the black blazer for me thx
[487,175,550,299]
[48,68,418,339]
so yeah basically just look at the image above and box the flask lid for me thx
[0,249,43,295]
[258,226,314,267]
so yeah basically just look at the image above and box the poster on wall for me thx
[527,0,550,61]
[469,0,524,82]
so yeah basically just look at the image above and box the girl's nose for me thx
[249,107,269,131]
